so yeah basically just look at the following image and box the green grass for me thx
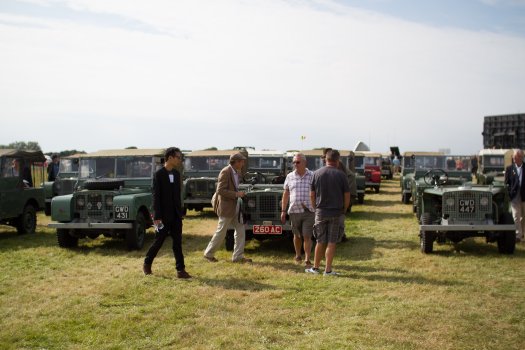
[1,179,524,349]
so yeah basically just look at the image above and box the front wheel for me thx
[17,204,36,235]
[357,194,364,204]
[420,213,435,254]
[126,212,146,250]
[497,231,516,254]
[57,229,78,248]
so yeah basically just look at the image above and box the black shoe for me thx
[177,270,192,279]
[143,264,152,275]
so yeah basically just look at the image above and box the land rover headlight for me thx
[209,183,215,190]
[445,198,455,207]
[188,183,195,191]
[247,199,256,208]
[480,197,489,206]
[105,196,113,207]
[76,196,85,208]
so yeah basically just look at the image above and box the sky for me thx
[1,0,524,155]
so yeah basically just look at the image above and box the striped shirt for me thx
[283,169,315,214]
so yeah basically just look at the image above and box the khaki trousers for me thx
[510,194,525,240]
[204,215,246,261]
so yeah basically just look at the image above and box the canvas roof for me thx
[0,148,46,162]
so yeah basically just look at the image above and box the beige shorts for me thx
[289,212,314,238]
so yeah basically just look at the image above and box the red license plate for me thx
[253,225,282,234]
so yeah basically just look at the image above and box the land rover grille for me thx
[244,193,282,220]
[442,191,492,222]
[74,192,114,220]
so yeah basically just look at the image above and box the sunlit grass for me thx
[0,178,524,349]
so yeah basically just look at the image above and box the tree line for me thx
[0,141,85,157]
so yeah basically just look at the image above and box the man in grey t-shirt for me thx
[307,149,350,276]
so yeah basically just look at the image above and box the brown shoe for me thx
[304,260,313,268]
[294,256,302,265]
[233,257,252,264]
[143,263,152,275]
[204,256,218,262]
[177,270,192,279]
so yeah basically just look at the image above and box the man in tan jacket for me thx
[204,152,252,263]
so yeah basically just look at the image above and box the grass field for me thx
[1,179,524,349]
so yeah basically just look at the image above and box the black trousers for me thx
[144,219,185,271]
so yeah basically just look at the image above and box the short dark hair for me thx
[165,147,181,160]
[51,154,59,160]
[322,147,332,158]
[326,149,340,162]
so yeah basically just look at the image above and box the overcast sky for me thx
[1,0,524,154]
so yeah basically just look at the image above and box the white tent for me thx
[354,141,370,152]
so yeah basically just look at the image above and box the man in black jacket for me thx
[143,147,191,278]
[504,149,525,243]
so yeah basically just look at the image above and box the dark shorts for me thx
[289,212,314,238]
[313,214,345,244]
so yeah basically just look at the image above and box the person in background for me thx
[204,152,252,263]
[281,152,315,268]
[12,158,32,187]
[504,149,525,243]
[143,147,191,278]
[47,154,60,181]
[307,149,350,276]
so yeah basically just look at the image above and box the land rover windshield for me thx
[184,156,230,171]
[248,156,282,171]
[414,156,445,169]
[79,157,153,179]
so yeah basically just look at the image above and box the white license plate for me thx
[459,199,475,213]
[114,205,129,219]
[253,225,282,234]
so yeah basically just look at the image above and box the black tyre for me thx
[225,229,235,251]
[16,204,36,235]
[374,186,380,193]
[126,212,146,250]
[497,231,515,254]
[497,212,515,254]
[402,193,410,204]
[357,194,364,204]
[83,179,125,191]
[57,229,78,248]
[420,213,435,254]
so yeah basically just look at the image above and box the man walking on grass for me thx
[306,149,350,276]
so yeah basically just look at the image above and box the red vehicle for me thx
[361,151,382,193]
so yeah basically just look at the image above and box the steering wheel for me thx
[423,169,448,186]
[243,171,267,184]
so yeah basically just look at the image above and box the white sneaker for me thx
[305,267,320,274]
[323,270,340,276]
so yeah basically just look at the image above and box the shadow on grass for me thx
[197,276,277,291]
[426,239,525,258]
[339,269,465,286]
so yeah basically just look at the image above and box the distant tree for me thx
[43,150,86,157]
[204,147,218,151]
[126,146,138,149]
[0,141,41,151]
